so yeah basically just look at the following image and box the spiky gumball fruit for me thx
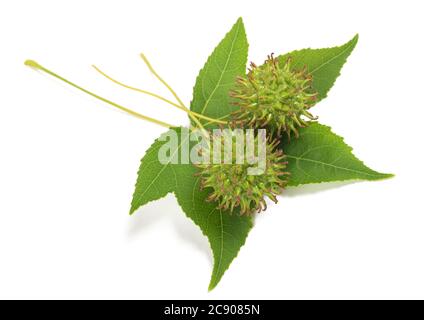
[231,54,318,138]
[196,130,289,215]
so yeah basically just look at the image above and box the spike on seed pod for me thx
[230,54,318,137]
[195,130,290,215]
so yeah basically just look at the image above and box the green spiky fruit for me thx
[196,131,289,215]
[231,54,318,138]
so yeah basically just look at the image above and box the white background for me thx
[1,0,423,299]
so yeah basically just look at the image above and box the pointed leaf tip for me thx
[281,123,394,186]
[190,15,248,127]
[278,34,359,103]
[350,34,359,46]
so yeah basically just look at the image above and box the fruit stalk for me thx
[24,60,173,128]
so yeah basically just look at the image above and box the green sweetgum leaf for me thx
[191,17,248,126]
[279,35,358,103]
[280,123,393,186]
[130,127,252,290]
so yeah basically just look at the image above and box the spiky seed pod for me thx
[230,54,318,138]
[195,131,289,215]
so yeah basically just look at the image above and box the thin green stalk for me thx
[92,65,226,125]
[92,65,182,110]
[203,114,230,127]
[24,60,173,128]
[139,53,209,137]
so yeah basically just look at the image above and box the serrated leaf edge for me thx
[130,127,186,214]
[286,123,394,187]
[191,17,248,118]
[173,186,253,291]
[279,34,359,102]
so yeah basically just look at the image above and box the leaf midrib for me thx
[286,154,381,177]
[309,38,357,74]
[200,21,241,115]
[188,175,224,289]
[138,132,190,201]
